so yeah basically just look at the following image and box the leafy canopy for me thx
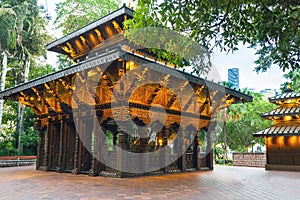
[0,0,54,156]
[129,0,299,72]
[226,93,276,152]
[54,0,122,68]
[0,7,17,51]
[282,68,300,92]
[55,0,121,35]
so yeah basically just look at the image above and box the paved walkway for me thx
[0,165,300,200]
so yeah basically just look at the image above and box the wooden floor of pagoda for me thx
[1,165,300,200]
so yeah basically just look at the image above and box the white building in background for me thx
[247,143,266,153]
[260,89,279,101]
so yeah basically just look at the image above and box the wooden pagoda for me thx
[0,5,252,177]
[253,87,300,171]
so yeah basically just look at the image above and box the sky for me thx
[38,0,287,93]
[212,46,286,92]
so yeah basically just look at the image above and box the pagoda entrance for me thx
[0,5,253,177]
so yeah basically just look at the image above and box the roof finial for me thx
[285,83,293,93]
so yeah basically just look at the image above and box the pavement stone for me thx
[0,165,300,199]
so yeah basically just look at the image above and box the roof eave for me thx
[46,5,134,51]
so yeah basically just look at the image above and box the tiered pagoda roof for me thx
[0,4,253,133]
[254,124,300,136]
[47,5,134,62]
[269,89,300,103]
[0,5,252,106]
[254,87,300,136]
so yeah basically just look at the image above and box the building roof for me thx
[253,124,300,136]
[261,106,300,118]
[0,47,121,100]
[0,5,253,117]
[253,87,300,137]
[0,44,252,104]
[46,4,134,61]
[269,90,300,103]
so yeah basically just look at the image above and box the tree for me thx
[281,68,300,92]
[225,93,276,152]
[54,0,121,68]
[55,0,121,35]
[211,92,276,154]
[0,0,53,156]
[0,5,18,133]
[1,62,55,156]
[11,0,51,155]
[128,0,300,73]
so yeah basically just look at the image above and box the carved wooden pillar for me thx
[195,133,201,170]
[206,130,213,170]
[57,116,64,172]
[180,129,186,172]
[35,120,44,170]
[163,146,169,174]
[266,136,269,165]
[117,129,127,177]
[72,117,80,174]
[37,131,45,170]
[41,118,50,171]
[90,117,99,176]
[162,128,169,173]
[139,127,148,153]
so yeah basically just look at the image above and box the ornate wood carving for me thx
[166,80,189,108]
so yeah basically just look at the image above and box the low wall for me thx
[0,156,36,168]
[232,153,266,167]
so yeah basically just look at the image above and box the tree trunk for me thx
[17,102,23,155]
[24,56,30,82]
[223,108,227,164]
[18,56,30,155]
[0,50,9,133]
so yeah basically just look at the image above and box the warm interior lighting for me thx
[88,33,97,46]
[126,60,136,71]
[105,26,114,37]
[80,36,89,48]
[75,39,84,53]
[267,137,272,145]
[30,96,34,101]
[59,42,76,58]
[158,139,163,146]
[225,98,235,106]
[118,69,124,76]
[289,136,297,146]
[283,116,293,121]
[277,136,284,146]
[297,136,300,144]
[112,20,122,34]
[94,29,104,42]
